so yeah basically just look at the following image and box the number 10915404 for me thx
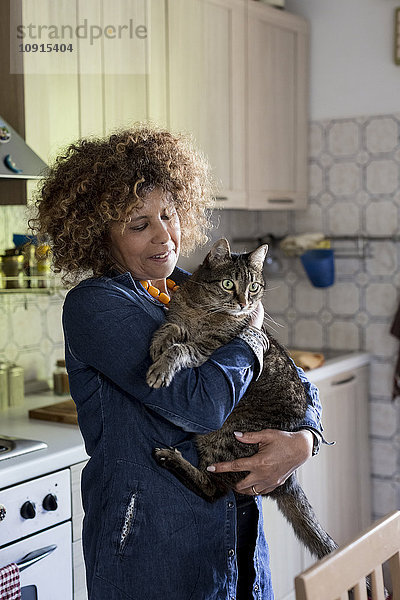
[19,43,73,52]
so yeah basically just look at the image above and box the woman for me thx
[32,124,323,600]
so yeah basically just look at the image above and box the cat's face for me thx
[192,239,268,317]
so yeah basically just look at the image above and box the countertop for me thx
[0,350,370,489]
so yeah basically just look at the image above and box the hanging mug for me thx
[300,249,335,288]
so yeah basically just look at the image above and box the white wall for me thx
[285,0,400,120]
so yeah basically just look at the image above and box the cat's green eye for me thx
[249,282,261,293]
[221,279,234,291]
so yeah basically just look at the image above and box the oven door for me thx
[0,522,72,600]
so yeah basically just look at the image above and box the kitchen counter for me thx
[0,350,370,489]
[302,350,370,383]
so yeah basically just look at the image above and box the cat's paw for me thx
[153,447,182,468]
[150,325,182,361]
[146,359,175,388]
[149,340,166,361]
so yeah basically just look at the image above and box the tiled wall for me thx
[1,112,399,518]
[184,112,400,519]
[0,204,66,383]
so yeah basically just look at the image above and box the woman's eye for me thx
[221,279,234,290]
[249,282,261,293]
[131,224,147,231]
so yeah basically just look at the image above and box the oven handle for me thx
[17,544,57,572]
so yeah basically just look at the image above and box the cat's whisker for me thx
[264,310,284,329]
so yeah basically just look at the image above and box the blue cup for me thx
[300,249,335,288]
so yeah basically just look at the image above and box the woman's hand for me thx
[249,301,264,330]
[207,429,314,495]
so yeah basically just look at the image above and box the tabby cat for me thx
[146,238,337,559]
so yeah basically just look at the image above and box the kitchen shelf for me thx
[0,276,67,295]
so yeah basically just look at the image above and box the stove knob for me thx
[42,493,58,512]
[0,504,6,521]
[20,501,36,519]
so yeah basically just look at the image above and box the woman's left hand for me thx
[207,429,314,496]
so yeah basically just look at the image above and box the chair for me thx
[295,510,400,600]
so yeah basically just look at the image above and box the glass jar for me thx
[53,359,70,395]
[0,363,8,410]
[23,243,38,288]
[36,244,52,288]
[2,254,25,289]
[8,364,24,407]
[0,258,5,289]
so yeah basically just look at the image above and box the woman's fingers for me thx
[207,456,256,473]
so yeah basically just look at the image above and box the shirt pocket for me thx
[118,490,139,557]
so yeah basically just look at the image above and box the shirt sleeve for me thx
[293,362,324,436]
[63,281,257,434]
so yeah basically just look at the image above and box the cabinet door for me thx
[262,498,301,600]
[168,0,247,208]
[22,5,80,165]
[102,0,167,134]
[298,366,371,569]
[247,4,309,210]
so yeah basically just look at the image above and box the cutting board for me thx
[288,350,325,371]
[29,399,78,425]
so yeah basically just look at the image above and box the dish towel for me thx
[0,563,21,600]
[390,302,400,399]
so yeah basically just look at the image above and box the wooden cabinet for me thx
[168,0,247,208]
[7,0,309,209]
[247,2,309,210]
[71,461,88,600]
[168,0,309,211]
[263,364,371,600]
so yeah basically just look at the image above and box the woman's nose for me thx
[152,219,170,243]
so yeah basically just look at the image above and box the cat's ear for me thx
[205,238,231,264]
[248,244,269,269]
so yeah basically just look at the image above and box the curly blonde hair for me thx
[30,124,214,280]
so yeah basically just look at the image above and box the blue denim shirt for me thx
[63,267,323,600]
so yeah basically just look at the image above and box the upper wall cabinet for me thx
[246,3,309,210]
[168,0,247,209]
[168,0,309,210]
[4,0,309,210]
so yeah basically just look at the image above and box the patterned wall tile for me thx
[370,401,398,438]
[327,121,360,157]
[365,117,399,154]
[366,160,399,195]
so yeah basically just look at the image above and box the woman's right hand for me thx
[249,301,264,330]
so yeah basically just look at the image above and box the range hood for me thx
[0,116,48,180]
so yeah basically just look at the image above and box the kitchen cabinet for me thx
[263,364,371,600]
[168,0,309,210]
[0,0,27,205]
[168,0,247,209]
[71,461,88,600]
[247,2,309,210]
[3,0,309,210]
[101,0,168,135]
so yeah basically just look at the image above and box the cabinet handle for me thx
[215,196,228,201]
[331,374,356,386]
[268,198,295,204]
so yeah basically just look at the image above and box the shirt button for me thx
[228,548,235,557]
[228,501,234,508]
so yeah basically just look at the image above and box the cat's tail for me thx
[269,473,338,559]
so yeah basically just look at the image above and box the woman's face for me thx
[109,188,181,282]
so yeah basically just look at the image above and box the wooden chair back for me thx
[295,510,400,600]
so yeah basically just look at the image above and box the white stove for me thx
[0,436,47,462]
[0,468,72,599]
